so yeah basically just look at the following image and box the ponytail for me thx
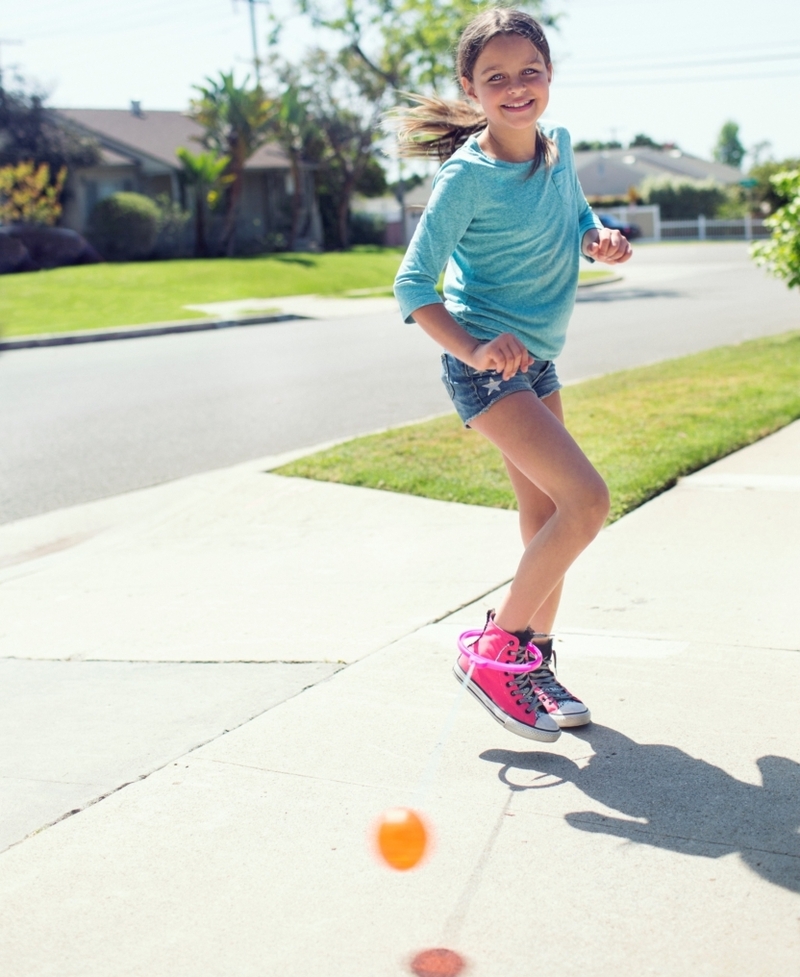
[390,94,487,162]
[390,92,559,174]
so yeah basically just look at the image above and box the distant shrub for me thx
[152,193,192,259]
[0,161,67,226]
[641,177,727,219]
[87,191,160,261]
[350,212,386,246]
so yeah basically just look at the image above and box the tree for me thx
[0,83,100,172]
[295,0,555,94]
[629,133,663,149]
[573,140,622,152]
[747,157,800,214]
[713,121,745,169]
[355,156,389,197]
[751,169,800,290]
[176,147,231,256]
[189,72,275,255]
[265,63,326,250]
[0,82,99,219]
[312,50,385,249]
[270,48,387,249]
[0,161,66,225]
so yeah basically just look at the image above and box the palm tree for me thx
[268,65,325,251]
[176,147,231,256]
[189,73,274,256]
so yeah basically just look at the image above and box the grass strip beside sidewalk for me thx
[1,253,614,338]
[276,331,800,523]
[0,247,404,337]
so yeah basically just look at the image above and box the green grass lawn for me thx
[0,251,616,337]
[0,247,405,337]
[276,331,800,523]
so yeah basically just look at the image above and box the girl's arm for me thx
[581,227,633,264]
[413,302,533,381]
[395,159,531,379]
[561,128,631,264]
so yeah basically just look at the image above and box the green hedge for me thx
[88,192,160,261]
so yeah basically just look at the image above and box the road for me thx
[1,242,798,523]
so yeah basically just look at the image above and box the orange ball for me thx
[376,807,428,870]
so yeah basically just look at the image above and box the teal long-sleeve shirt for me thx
[394,126,601,361]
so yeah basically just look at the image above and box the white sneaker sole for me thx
[453,662,561,743]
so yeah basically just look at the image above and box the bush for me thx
[0,161,67,226]
[748,158,800,214]
[751,169,800,290]
[640,177,727,219]
[349,212,386,246]
[87,191,160,261]
[152,193,192,259]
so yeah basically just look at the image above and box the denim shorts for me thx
[441,352,562,427]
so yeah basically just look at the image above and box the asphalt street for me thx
[1,241,798,523]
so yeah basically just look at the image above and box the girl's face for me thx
[461,33,552,136]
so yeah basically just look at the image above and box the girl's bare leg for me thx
[501,390,565,634]
[470,389,609,634]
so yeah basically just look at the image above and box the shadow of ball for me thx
[409,947,466,977]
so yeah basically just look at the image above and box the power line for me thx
[558,68,800,88]
[560,37,800,68]
[559,49,800,78]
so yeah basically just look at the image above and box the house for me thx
[573,145,744,199]
[350,193,405,245]
[54,103,322,252]
[400,146,744,227]
[398,175,436,243]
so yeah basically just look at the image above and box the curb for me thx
[0,312,308,351]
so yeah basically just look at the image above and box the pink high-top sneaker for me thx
[454,615,561,742]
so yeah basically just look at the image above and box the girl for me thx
[393,8,632,743]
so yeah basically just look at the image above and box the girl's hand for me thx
[469,333,533,381]
[582,228,633,264]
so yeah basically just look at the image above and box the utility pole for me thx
[247,0,261,85]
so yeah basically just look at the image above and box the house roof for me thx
[55,108,289,172]
[573,146,744,197]
[397,146,744,210]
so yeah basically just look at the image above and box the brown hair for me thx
[392,8,558,173]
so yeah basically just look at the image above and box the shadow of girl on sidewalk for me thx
[480,725,800,894]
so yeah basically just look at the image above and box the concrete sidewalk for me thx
[0,423,798,976]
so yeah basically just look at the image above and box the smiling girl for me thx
[393,8,632,743]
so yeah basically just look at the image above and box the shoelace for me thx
[527,657,578,704]
[507,648,553,715]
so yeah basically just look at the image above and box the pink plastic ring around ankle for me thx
[457,629,543,674]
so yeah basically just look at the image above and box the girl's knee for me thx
[583,476,611,533]
[568,474,609,539]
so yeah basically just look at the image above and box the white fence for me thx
[659,215,770,241]
[601,205,769,242]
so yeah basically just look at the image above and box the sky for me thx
[3,0,800,165]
